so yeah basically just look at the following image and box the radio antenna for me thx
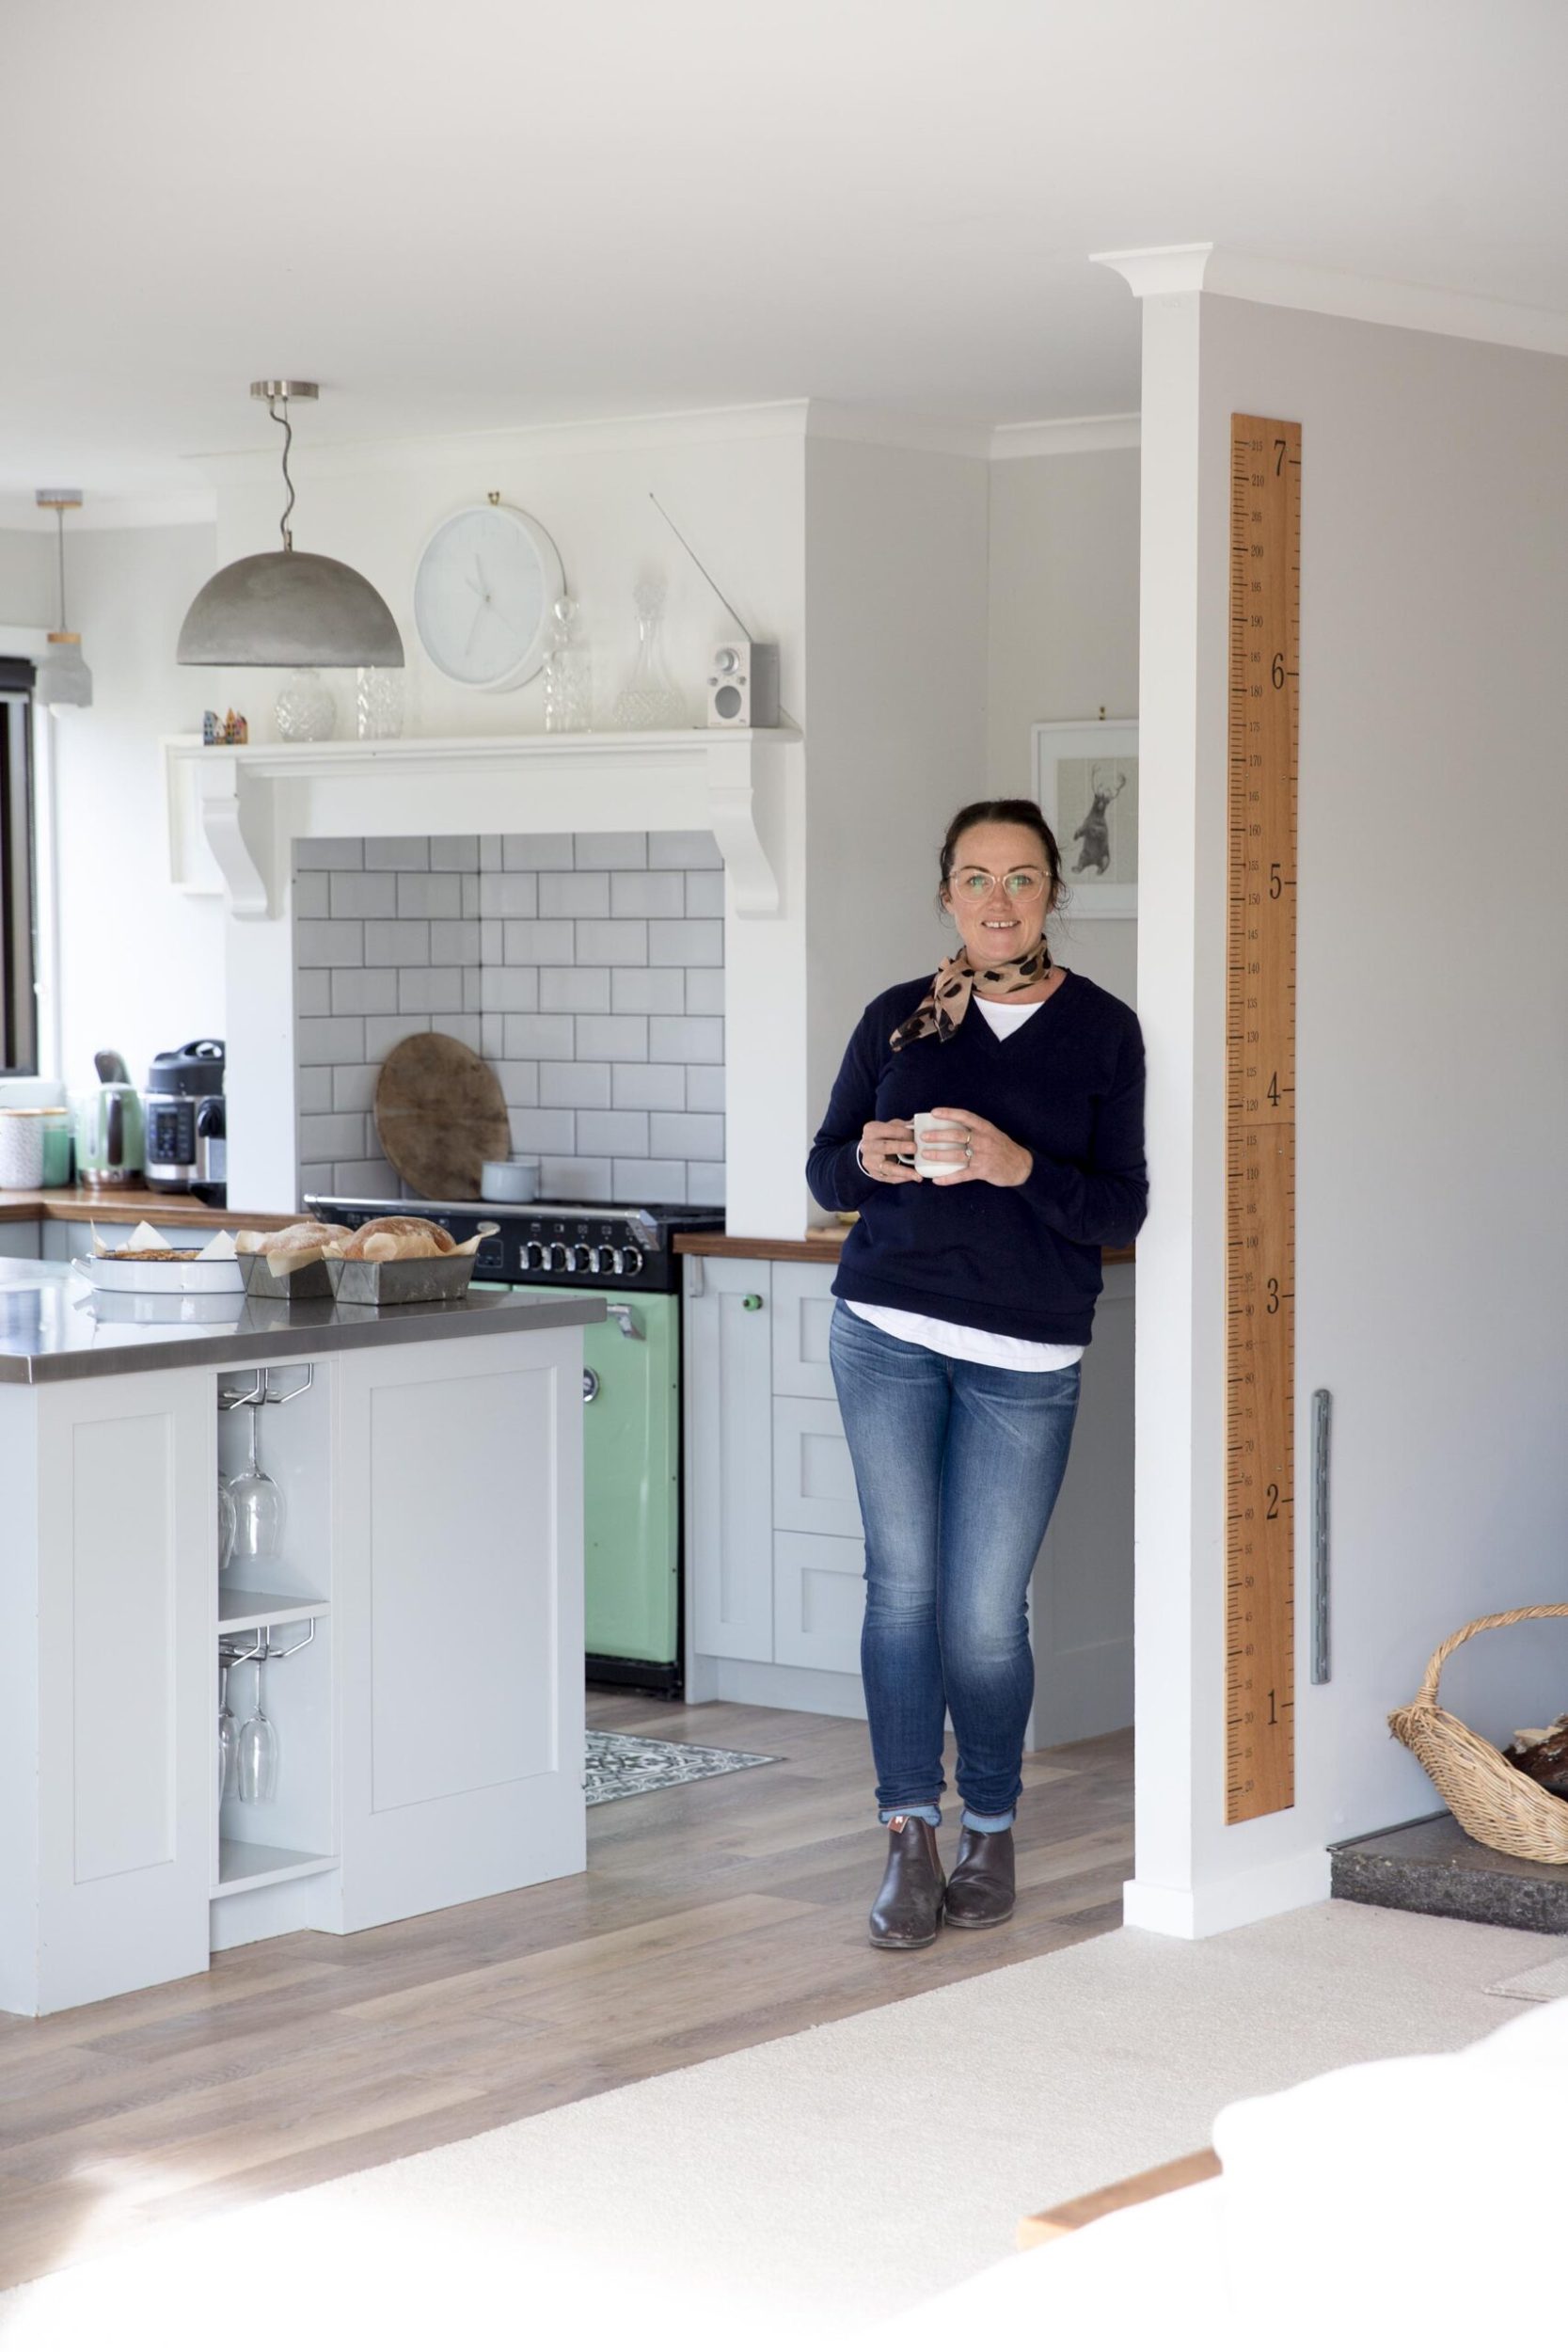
[648,494,753,642]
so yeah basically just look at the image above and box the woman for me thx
[805,800,1147,1951]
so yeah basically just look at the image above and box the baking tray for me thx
[239,1252,337,1301]
[327,1254,478,1307]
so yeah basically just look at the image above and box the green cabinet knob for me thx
[742,1293,764,1311]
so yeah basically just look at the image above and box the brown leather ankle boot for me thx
[868,1815,946,1950]
[942,1825,1015,1928]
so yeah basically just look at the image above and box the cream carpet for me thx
[2,1900,1559,2352]
[1486,1945,1568,2000]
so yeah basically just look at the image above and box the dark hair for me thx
[939,799,1063,909]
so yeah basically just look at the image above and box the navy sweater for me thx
[805,972,1148,1347]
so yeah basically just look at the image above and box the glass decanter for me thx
[275,668,336,742]
[610,579,686,729]
[355,666,404,739]
[543,596,593,733]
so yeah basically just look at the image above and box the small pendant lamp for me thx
[35,491,93,709]
[177,382,404,669]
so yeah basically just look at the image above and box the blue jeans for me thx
[828,1303,1081,1831]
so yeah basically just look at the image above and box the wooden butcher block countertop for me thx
[0,1184,296,1232]
[675,1228,1134,1265]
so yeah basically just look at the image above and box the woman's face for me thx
[942,820,1054,965]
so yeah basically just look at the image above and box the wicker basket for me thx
[1387,1604,1568,1864]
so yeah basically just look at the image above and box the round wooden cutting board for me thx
[372,1032,511,1201]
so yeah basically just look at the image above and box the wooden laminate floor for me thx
[0,1696,1132,2292]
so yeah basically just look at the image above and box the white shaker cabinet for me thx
[684,1256,775,1663]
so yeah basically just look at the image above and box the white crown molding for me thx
[0,494,215,532]
[801,401,991,459]
[990,414,1141,459]
[1091,243,1568,357]
[190,401,816,488]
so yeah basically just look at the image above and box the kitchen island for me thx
[0,1260,599,2016]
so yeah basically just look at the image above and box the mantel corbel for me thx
[196,755,273,919]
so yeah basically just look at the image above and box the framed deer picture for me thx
[1032,720,1138,919]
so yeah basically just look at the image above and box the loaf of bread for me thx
[337,1216,457,1263]
[235,1218,356,1276]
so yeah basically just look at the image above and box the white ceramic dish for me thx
[71,1254,246,1296]
[83,1289,246,1325]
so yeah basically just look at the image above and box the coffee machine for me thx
[144,1039,227,1203]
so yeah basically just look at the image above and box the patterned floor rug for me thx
[585,1729,780,1805]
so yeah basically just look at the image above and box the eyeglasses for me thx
[950,866,1048,904]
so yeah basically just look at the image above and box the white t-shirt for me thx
[847,994,1086,1374]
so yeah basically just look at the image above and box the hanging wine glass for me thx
[226,1399,285,1561]
[217,1481,237,1578]
[217,1660,238,1802]
[237,1651,278,1804]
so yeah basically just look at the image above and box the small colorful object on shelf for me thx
[201,708,249,745]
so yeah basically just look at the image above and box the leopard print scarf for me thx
[889,942,1053,1051]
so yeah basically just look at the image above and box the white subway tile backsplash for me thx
[480,873,540,918]
[332,1155,401,1195]
[503,834,573,869]
[650,1111,724,1161]
[481,1015,507,1058]
[540,1062,612,1108]
[611,1064,685,1111]
[684,1163,727,1206]
[293,873,330,919]
[684,869,724,918]
[461,875,481,917]
[295,838,364,871]
[541,966,611,1013]
[399,967,466,1013]
[429,836,480,871]
[576,1014,647,1062]
[332,1065,378,1113]
[364,1013,430,1059]
[332,968,398,1015]
[481,967,540,1012]
[648,919,723,968]
[297,1066,334,1113]
[297,920,365,968]
[479,920,505,964]
[611,966,685,1014]
[300,1111,370,1160]
[365,837,430,871]
[430,920,480,963]
[296,969,332,1016]
[503,1013,576,1060]
[299,1162,333,1197]
[648,829,721,869]
[649,1015,723,1064]
[538,1157,613,1201]
[462,968,482,1012]
[480,834,502,871]
[494,1061,540,1106]
[365,920,430,966]
[577,1109,649,1158]
[503,919,574,963]
[610,869,684,919]
[299,1015,366,1064]
[540,871,610,919]
[575,919,648,967]
[611,1159,688,1197]
[397,873,463,919]
[685,1063,725,1112]
[330,871,398,919]
[574,831,647,870]
[511,1108,576,1153]
[442,1015,482,1051]
[683,968,725,1016]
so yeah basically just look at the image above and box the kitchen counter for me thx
[675,1228,1136,1265]
[0,1258,601,1383]
[0,1184,294,1231]
[0,1261,591,2015]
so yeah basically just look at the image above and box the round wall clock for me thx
[412,500,565,691]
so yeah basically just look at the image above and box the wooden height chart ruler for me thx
[1225,414,1300,1824]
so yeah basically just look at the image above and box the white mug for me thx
[911,1112,968,1179]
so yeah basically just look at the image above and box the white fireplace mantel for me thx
[166,727,796,919]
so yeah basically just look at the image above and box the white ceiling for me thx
[7,0,1567,505]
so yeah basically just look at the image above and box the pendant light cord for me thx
[54,507,68,630]
[270,396,296,551]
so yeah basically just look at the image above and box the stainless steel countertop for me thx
[0,1261,602,1384]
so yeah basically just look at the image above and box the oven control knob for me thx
[619,1245,644,1279]
[546,1243,570,1272]
[587,1246,610,1276]
[522,1241,545,1271]
[569,1244,594,1274]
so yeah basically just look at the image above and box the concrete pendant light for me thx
[35,491,93,709]
[177,382,404,669]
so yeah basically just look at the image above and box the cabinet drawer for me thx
[773,1530,864,1677]
[771,1262,840,1399]
[772,1395,863,1539]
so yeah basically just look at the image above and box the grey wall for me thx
[294,830,724,1205]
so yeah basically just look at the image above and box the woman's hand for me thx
[858,1119,921,1184]
[925,1107,1034,1188]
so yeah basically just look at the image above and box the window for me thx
[0,664,38,1074]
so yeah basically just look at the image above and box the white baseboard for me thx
[1123,1846,1333,1940]
[697,1656,868,1721]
